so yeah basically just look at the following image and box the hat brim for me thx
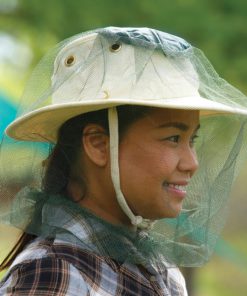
[6,96,247,142]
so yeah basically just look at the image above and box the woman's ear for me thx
[82,124,109,167]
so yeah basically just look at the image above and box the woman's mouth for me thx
[163,182,187,198]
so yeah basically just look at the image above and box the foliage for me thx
[0,0,247,92]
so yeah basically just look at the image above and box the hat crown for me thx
[51,28,199,105]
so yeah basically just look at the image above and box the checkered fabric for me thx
[0,203,188,295]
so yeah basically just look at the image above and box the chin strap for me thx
[108,107,155,230]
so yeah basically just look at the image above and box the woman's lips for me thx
[163,182,188,198]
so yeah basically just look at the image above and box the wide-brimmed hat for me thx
[6,28,247,142]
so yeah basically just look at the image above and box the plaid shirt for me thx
[0,203,188,296]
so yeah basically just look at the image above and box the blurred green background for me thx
[0,0,247,295]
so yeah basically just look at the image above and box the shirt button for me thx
[150,276,156,282]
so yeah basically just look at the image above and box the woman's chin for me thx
[142,209,182,220]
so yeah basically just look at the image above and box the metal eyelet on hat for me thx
[109,43,122,52]
[65,55,76,67]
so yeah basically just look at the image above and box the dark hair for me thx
[0,105,152,271]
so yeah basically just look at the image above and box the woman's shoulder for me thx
[9,237,51,267]
[0,238,89,295]
[7,237,97,271]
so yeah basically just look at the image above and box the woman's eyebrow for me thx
[157,122,200,132]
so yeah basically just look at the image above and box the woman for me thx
[0,27,247,295]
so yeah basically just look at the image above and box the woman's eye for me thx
[162,134,199,145]
[164,135,180,143]
[190,134,199,145]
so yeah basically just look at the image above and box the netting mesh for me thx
[1,27,247,268]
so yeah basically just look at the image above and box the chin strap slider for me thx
[131,215,156,230]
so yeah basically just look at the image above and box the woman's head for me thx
[12,26,240,230]
[43,106,199,225]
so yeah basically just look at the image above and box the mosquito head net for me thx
[1,27,247,268]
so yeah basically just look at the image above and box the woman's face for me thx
[118,108,200,219]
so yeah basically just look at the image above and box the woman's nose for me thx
[178,146,199,176]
